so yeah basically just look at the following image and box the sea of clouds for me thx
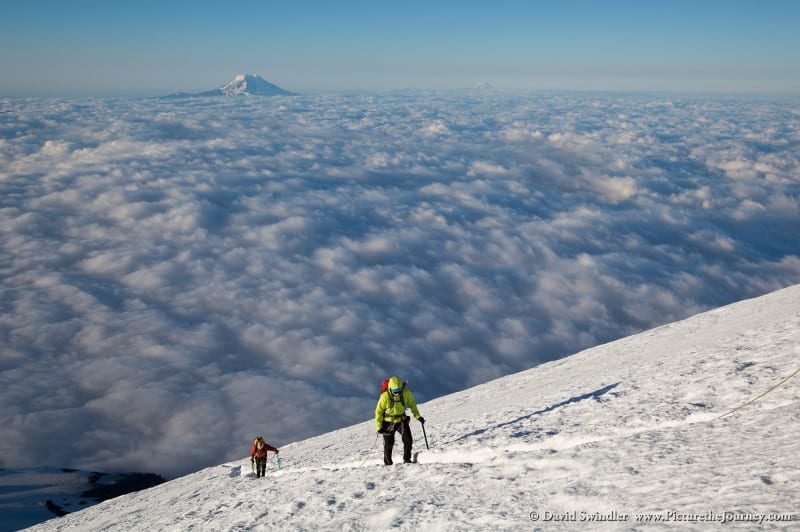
[1,91,798,477]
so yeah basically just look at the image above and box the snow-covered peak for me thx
[24,284,800,530]
[472,80,495,91]
[217,73,293,96]
[165,74,295,98]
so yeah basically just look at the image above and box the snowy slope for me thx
[26,285,800,530]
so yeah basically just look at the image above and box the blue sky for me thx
[1,0,799,95]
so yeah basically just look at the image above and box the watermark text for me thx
[529,509,795,525]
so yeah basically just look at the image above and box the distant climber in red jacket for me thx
[250,436,279,478]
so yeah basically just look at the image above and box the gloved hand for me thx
[275,449,279,454]
[418,417,425,425]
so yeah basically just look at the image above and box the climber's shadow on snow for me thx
[452,382,621,443]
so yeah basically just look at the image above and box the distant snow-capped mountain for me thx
[471,81,495,91]
[166,74,295,98]
[208,74,294,96]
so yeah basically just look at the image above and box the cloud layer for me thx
[1,92,799,477]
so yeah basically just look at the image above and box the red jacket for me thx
[251,439,278,458]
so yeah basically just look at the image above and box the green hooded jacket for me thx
[375,376,422,431]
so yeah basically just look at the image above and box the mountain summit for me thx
[166,74,294,98]
[212,74,294,96]
[471,80,495,91]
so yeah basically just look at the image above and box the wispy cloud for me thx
[1,93,798,477]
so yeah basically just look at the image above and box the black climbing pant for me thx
[254,456,267,477]
[381,416,413,465]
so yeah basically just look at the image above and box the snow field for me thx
[27,285,800,530]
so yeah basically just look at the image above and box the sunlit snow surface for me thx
[26,285,800,530]
[1,92,799,479]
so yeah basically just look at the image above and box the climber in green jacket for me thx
[375,376,425,465]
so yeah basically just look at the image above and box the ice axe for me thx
[421,420,430,450]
